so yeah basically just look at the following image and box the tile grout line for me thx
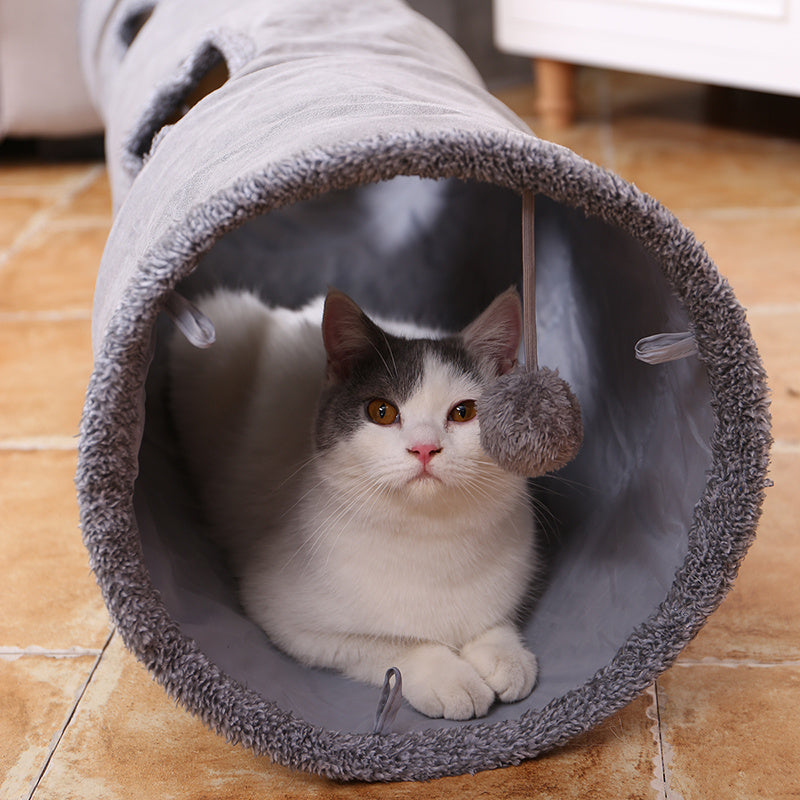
[670,205,800,220]
[0,436,79,452]
[675,657,800,668]
[45,215,112,232]
[0,646,102,660]
[0,163,105,274]
[771,440,800,455]
[0,309,92,322]
[646,683,668,800]
[746,302,800,315]
[647,682,685,800]
[26,627,116,800]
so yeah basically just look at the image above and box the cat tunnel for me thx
[76,0,771,782]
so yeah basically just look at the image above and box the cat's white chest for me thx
[275,492,535,648]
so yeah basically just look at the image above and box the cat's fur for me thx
[168,287,538,720]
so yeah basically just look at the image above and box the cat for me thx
[168,286,538,720]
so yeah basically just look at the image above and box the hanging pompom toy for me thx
[479,192,583,477]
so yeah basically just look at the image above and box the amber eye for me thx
[366,398,399,425]
[449,400,477,423]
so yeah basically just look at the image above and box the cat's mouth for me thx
[409,467,443,485]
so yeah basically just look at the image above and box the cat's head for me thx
[314,288,525,512]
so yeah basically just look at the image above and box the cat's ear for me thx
[322,289,380,382]
[461,287,522,376]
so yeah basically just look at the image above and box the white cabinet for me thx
[494,0,800,123]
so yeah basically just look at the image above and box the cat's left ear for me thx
[322,289,381,382]
[461,287,522,376]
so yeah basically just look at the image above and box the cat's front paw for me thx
[398,644,495,720]
[461,625,538,704]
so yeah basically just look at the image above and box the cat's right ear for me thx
[322,290,379,382]
[461,287,523,376]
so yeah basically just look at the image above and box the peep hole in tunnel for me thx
[119,5,156,50]
[129,45,230,167]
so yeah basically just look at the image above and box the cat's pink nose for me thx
[408,443,442,466]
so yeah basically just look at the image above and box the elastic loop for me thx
[635,331,698,364]
[165,291,216,348]
[373,667,403,735]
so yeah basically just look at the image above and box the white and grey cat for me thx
[168,286,538,720]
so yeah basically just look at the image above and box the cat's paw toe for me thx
[486,648,538,703]
[400,646,495,720]
[461,628,538,704]
[416,680,494,720]
[435,669,495,720]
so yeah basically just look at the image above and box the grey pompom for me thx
[479,368,583,477]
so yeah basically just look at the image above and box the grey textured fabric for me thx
[77,0,771,782]
[479,366,584,476]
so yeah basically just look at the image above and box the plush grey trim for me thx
[77,127,771,781]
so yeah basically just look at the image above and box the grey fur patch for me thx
[315,328,484,451]
[479,367,583,477]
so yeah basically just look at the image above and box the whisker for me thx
[301,472,386,551]
[322,481,389,570]
[275,450,324,491]
[364,332,397,384]
[378,330,399,381]
[279,473,328,520]
[276,470,384,569]
[536,473,598,497]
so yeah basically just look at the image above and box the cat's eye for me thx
[449,400,477,423]
[366,398,399,425]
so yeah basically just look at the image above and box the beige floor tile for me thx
[613,121,800,210]
[451,693,656,800]
[605,70,710,125]
[37,635,656,799]
[0,654,97,800]
[0,196,51,250]
[681,451,800,663]
[675,210,800,310]
[34,634,303,800]
[0,318,93,439]
[0,161,95,192]
[0,450,109,649]
[658,665,800,799]
[747,311,800,444]
[54,170,112,224]
[0,225,107,314]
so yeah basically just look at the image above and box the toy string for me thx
[522,191,537,371]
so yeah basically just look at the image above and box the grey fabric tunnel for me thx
[76,0,771,782]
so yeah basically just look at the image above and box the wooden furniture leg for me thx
[534,58,576,128]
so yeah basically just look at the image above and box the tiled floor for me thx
[2,70,798,799]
